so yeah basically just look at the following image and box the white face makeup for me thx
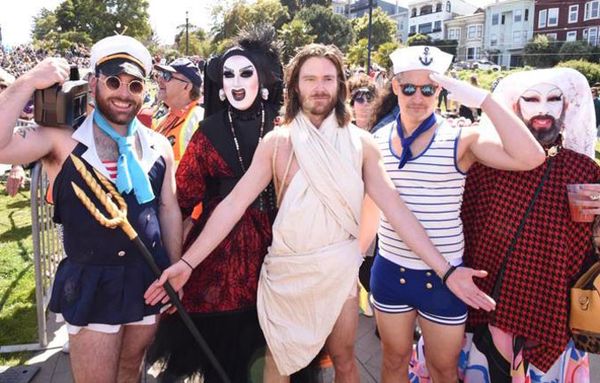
[222,55,259,111]
[518,83,564,130]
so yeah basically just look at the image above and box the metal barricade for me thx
[0,121,64,353]
[30,162,64,349]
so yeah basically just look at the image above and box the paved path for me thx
[2,312,600,382]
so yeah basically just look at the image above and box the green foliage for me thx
[174,26,211,57]
[523,34,562,68]
[32,0,152,48]
[351,8,397,51]
[281,0,332,18]
[211,0,289,44]
[278,19,316,62]
[347,39,369,68]
[556,60,600,85]
[558,41,597,62]
[407,33,432,46]
[0,190,37,355]
[374,41,400,71]
[296,5,354,51]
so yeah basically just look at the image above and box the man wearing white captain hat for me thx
[360,45,546,382]
[0,35,181,382]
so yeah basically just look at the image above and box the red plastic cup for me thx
[567,184,594,223]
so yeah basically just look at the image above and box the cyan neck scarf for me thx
[395,113,437,169]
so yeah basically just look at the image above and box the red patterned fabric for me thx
[462,148,600,371]
[175,127,272,314]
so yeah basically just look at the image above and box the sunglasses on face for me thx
[351,90,374,105]
[100,75,144,95]
[399,83,438,97]
[153,70,189,84]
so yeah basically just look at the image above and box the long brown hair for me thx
[283,44,351,127]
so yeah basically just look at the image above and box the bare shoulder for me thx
[262,126,291,150]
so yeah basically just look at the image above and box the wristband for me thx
[441,265,457,285]
[180,257,194,271]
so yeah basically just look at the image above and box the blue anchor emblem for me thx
[419,47,433,66]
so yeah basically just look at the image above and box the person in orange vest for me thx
[152,58,204,164]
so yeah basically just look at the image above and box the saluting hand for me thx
[430,73,489,109]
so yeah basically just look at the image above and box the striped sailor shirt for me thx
[373,118,465,270]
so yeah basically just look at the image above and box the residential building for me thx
[534,0,600,46]
[348,0,398,19]
[445,9,485,61]
[332,0,351,16]
[389,4,410,43]
[408,0,477,41]
[484,0,534,68]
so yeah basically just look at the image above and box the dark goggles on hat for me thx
[100,75,144,95]
[153,70,190,85]
[399,83,438,97]
[351,88,374,105]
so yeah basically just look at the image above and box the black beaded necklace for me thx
[227,103,265,172]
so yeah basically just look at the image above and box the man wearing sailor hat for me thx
[360,45,546,382]
[0,35,181,382]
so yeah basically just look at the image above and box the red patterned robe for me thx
[462,147,600,371]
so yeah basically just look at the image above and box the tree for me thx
[523,34,562,68]
[351,8,396,51]
[559,41,594,62]
[296,5,354,51]
[32,0,152,47]
[211,0,289,44]
[407,33,431,46]
[281,0,333,18]
[374,41,400,70]
[347,38,369,68]
[278,19,316,62]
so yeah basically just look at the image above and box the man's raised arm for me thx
[0,58,70,165]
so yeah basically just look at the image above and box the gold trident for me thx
[69,154,137,239]
[67,154,232,383]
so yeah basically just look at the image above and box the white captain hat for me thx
[390,45,453,75]
[89,35,153,79]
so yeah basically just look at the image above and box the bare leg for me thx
[418,317,464,383]
[117,323,158,383]
[325,296,360,383]
[263,347,290,383]
[69,329,122,383]
[375,309,418,383]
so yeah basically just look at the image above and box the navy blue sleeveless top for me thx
[49,143,171,325]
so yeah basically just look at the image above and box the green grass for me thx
[0,187,37,366]
[596,141,600,165]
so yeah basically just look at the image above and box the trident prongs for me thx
[69,154,137,239]
[71,182,123,228]
[93,168,128,215]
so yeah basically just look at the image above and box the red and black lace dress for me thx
[148,105,277,382]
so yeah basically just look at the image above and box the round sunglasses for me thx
[100,75,144,95]
[399,83,438,97]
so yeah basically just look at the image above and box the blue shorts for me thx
[370,255,467,325]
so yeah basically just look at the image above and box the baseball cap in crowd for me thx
[154,58,202,87]
[89,35,152,80]
[390,46,453,75]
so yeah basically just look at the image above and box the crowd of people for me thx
[1,25,600,383]
[0,43,90,78]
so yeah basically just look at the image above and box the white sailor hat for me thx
[89,35,152,79]
[390,46,453,75]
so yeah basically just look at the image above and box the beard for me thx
[526,115,563,146]
[299,90,336,118]
[95,85,142,126]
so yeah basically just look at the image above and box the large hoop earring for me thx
[219,89,226,101]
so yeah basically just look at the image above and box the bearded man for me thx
[145,43,497,382]
[0,35,181,382]
[460,68,600,382]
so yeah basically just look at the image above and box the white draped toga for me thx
[256,111,365,375]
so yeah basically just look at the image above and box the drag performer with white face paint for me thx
[147,25,282,382]
[456,68,600,382]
